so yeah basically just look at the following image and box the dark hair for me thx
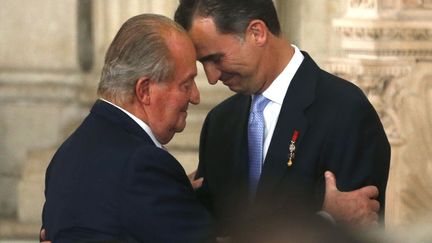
[174,0,281,37]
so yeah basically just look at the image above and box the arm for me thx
[321,94,390,223]
[120,146,214,242]
[195,113,215,213]
[323,171,380,227]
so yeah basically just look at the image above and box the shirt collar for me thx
[99,98,163,148]
[261,45,304,104]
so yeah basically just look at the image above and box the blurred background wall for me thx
[0,0,431,242]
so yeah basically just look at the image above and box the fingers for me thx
[362,211,379,227]
[191,177,204,190]
[324,171,338,192]
[370,212,379,223]
[188,169,203,190]
[355,196,380,227]
[187,170,197,180]
[369,199,380,213]
[370,213,379,227]
[359,185,379,199]
[40,228,46,241]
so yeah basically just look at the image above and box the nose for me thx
[189,80,200,105]
[203,63,221,85]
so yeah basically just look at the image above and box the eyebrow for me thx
[198,53,223,63]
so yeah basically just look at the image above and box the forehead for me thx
[166,30,196,56]
[164,31,197,78]
[188,17,240,58]
[188,18,218,51]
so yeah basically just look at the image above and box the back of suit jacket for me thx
[43,100,213,243]
[197,53,390,235]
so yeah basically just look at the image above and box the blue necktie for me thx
[248,94,270,197]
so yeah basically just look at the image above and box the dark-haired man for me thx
[174,0,390,236]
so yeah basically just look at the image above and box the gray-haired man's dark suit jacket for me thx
[42,100,213,243]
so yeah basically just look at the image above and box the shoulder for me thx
[124,145,187,180]
[315,70,372,112]
[299,69,381,130]
[320,71,365,100]
[299,52,369,109]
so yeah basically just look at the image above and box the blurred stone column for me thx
[326,0,432,228]
[0,0,87,221]
[275,0,346,64]
[82,0,179,104]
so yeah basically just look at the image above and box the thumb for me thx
[324,171,338,192]
[188,170,197,180]
[191,177,204,190]
[40,228,46,241]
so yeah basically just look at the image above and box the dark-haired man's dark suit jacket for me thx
[197,52,390,234]
[42,100,213,243]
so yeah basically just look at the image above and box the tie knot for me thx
[251,94,270,113]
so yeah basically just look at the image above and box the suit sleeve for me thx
[322,94,391,216]
[120,146,214,243]
[195,112,215,215]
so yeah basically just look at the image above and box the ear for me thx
[135,77,152,105]
[246,20,267,46]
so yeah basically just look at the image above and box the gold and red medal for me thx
[287,130,299,167]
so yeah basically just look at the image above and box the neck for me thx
[103,97,149,124]
[258,37,294,93]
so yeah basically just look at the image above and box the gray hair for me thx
[97,14,186,105]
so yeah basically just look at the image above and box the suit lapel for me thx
[230,95,252,186]
[257,52,318,196]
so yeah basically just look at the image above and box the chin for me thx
[229,86,250,95]
[176,124,186,133]
[162,131,177,144]
[175,117,187,131]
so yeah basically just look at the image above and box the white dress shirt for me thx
[253,46,335,222]
[100,98,163,149]
[254,45,304,160]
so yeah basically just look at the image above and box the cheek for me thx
[166,96,189,121]
[221,57,250,75]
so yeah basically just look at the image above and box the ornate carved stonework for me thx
[401,171,432,224]
[331,0,432,229]
[325,60,410,145]
[336,25,432,41]
[394,70,432,226]
[403,0,432,8]
[333,18,432,59]
[381,0,396,8]
[350,0,376,8]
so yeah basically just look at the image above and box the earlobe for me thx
[135,77,151,105]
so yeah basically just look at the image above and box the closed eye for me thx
[180,80,193,92]
[198,53,223,64]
